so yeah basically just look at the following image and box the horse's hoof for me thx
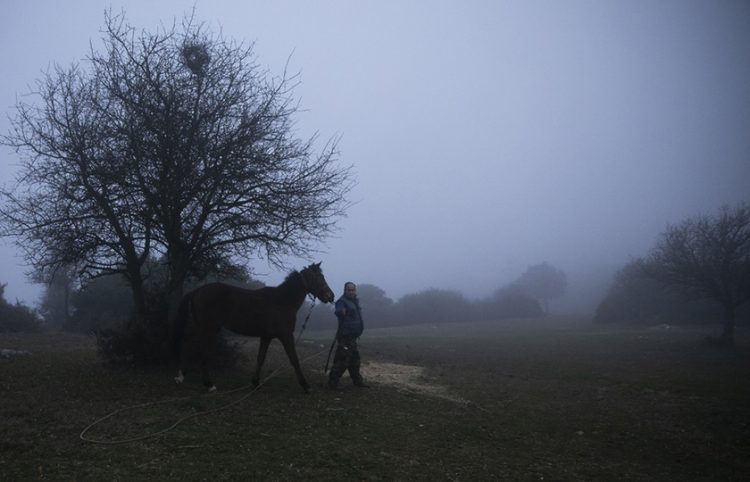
[208,385,217,393]
[174,372,185,384]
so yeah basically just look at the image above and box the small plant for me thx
[95,315,169,365]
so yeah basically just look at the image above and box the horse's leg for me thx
[279,334,310,393]
[174,339,185,384]
[200,329,219,392]
[174,307,190,385]
[175,353,186,385]
[174,330,192,385]
[201,364,216,392]
[252,336,272,387]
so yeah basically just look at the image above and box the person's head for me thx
[343,282,357,299]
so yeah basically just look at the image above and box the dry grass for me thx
[1,317,749,481]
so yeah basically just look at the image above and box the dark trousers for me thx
[328,336,362,384]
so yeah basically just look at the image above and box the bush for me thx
[95,314,169,366]
[394,288,470,326]
[475,285,544,321]
[94,286,245,368]
[493,290,544,319]
[67,274,134,332]
[356,283,397,328]
[297,283,399,330]
[301,282,545,331]
[0,283,42,332]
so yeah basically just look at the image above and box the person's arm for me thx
[334,300,347,318]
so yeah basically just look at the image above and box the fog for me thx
[1,1,749,312]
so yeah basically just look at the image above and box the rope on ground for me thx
[79,348,326,445]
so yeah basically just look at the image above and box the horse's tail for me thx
[172,292,193,359]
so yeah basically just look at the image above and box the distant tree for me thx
[595,259,672,324]
[297,282,396,331]
[356,283,395,327]
[0,11,352,333]
[0,283,41,332]
[296,301,333,333]
[395,288,469,326]
[69,274,134,332]
[594,259,733,325]
[37,265,77,329]
[643,203,750,345]
[489,284,544,319]
[515,262,567,313]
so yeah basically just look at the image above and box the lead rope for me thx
[79,348,326,445]
[81,290,320,445]
[323,336,337,375]
[295,295,316,344]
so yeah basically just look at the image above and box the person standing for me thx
[328,282,368,388]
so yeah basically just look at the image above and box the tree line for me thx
[299,282,544,332]
[318,261,565,329]
[0,260,564,333]
[2,201,747,350]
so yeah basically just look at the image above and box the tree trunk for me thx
[129,274,147,317]
[167,281,184,324]
[62,281,72,327]
[719,305,736,346]
[166,258,188,324]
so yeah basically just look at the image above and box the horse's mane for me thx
[277,270,305,298]
[282,270,302,285]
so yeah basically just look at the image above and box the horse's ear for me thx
[315,261,322,268]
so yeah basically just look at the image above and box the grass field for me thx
[1,316,749,481]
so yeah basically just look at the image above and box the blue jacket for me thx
[334,295,364,338]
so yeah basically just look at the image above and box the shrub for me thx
[475,285,544,321]
[67,275,134,332]
[0,283,42,332]
[94,287,245,368]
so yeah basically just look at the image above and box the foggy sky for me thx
[1,1,749,311]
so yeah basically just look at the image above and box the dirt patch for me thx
[362,361,469,405]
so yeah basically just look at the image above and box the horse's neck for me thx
[278,272,307,307]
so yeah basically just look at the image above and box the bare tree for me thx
[514,262,567,313]
[0,11,352,321]
[644,203,750,345]
[36,265,77,329]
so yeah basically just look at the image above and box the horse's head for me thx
[300,262,335,303]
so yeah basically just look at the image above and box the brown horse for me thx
[172,262,334,392]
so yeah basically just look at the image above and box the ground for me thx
[1,316,748,481]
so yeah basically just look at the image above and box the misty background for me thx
[1,0,749,314]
